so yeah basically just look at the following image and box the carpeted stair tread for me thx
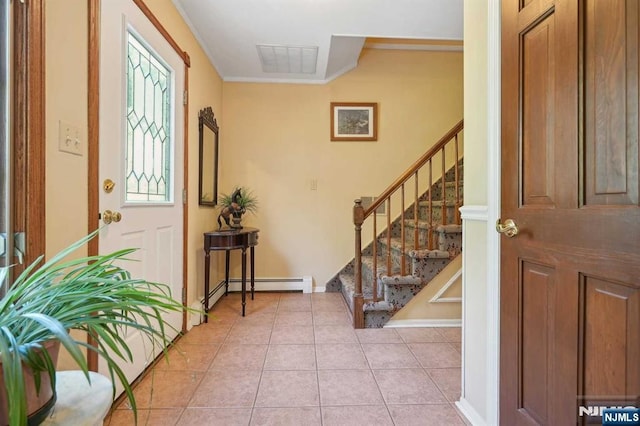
[402,220,463,233]
[363,300,395,312]
[379,275,422,286]
[435,224,462,233]
[362,255,401,276]
[408,248,451,259]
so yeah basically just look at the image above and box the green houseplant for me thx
[217,186,258,229]
[0,230,187,425]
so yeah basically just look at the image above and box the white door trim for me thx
[485,0,502,424]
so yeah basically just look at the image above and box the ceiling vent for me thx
[256,44,318,74]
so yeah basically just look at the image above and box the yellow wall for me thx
[221,48,463,286]
[45,0,89,371]
[45,0,88,259]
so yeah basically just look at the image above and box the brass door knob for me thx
[496,218,519,238]
[102,210,122,225]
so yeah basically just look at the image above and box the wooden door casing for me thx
[500,1,640,424]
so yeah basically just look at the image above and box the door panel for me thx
[501,0,640,424]
[583,277,640,397]
[520,261,556,424]
[584,0,639,206]
[522,14,556,207]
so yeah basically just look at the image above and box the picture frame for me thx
[330,102,378,141]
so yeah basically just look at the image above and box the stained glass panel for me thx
[126,32,171,202]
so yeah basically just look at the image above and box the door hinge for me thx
[0,232,26,264]
[182,189,187,204]
[183,90,188,105]
[182,287,187,303]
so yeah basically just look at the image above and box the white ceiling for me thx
[171,0,463,84]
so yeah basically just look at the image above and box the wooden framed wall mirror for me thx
[198,107,219,206]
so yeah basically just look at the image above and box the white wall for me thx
[458,0,499,424]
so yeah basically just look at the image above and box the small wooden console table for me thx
[203,227,259,321]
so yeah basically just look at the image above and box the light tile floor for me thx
[104,292,466,426]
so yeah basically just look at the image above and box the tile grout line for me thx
[248,294,280,424]
[311,294,324,425]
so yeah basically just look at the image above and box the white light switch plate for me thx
[58,120,82,156]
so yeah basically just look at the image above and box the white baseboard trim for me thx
[456,398,487,426]
[313,286,326,293]
[189,300,204,328]
[384,319,462,328]
[226,276,313,294]
[194,276,314,325]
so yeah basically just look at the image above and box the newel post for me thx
[353,199,365,328]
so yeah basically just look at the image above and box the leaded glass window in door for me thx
[125,32,172,202]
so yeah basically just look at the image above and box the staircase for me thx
[326,121,464,328]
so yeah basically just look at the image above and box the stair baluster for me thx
[428,159,433,250]
[454,134,461,225]
[414,171,419,251]
[441,147,447,226]
[373,212,378,302]
[400,183,406,275]
[352,200,365,328]
[386,198,391,276]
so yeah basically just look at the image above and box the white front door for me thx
[98,0,184,396]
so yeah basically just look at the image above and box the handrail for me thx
[362,120,464,218]
[352,119,464,328]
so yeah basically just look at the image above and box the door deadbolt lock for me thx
[103,179,115,194]
[102,210,122,225]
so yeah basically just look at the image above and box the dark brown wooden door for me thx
[500,1,640,424]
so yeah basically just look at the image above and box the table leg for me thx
[204,249,210,323]
[225,250,230,296]
[241,247,247,316]
[250,246,255,300]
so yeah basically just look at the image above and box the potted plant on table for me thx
[217,186,258,230]
[0,230,187,425]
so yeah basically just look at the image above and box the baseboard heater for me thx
[190,276,313,326]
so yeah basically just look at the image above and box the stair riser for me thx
[394,203,457,222]
[439,231,462,257]
[413,256,451,282]
[385,282,427,310]
[375,241,411,274]
[361,263,384,299]
[424,182,464,203]
[364,310,394,328]
[378,229,462,258]
[341,283,355,313]
[418,204,457,223]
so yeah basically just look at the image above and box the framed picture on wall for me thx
[330,102,378,141]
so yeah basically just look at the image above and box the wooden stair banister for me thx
[352,120,464,328]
